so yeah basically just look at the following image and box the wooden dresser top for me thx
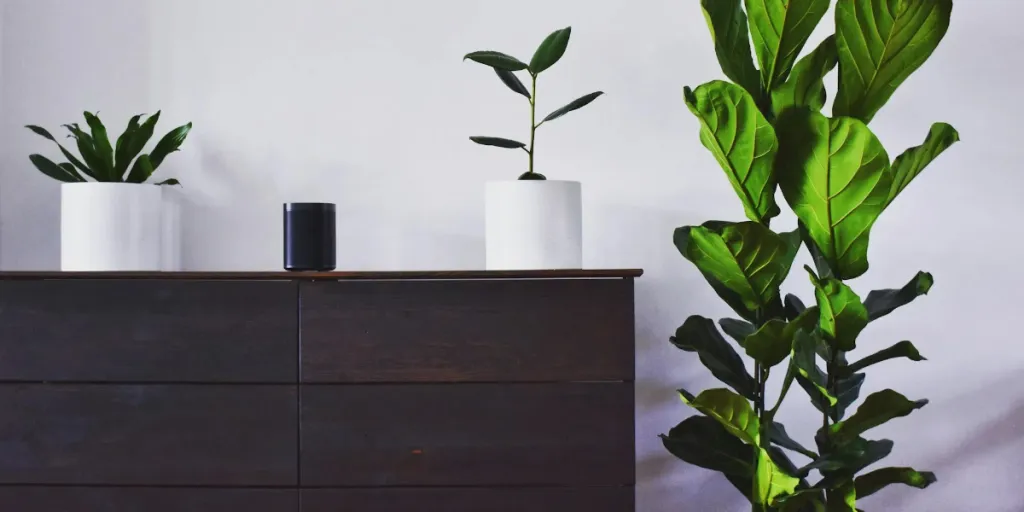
[0,269,643,280]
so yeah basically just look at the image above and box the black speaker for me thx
[283,203,336,271]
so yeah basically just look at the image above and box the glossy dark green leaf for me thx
[494,68,530,99]
[755,447,801,506]
[855,467,936,498]
[831,390,928,442]
[834,373,866,421]
[541,91,603,123]
[699,0,762,101]
[679,387,759,445]
[63,123,111,181]
[784,294,807,321]
[463,51,528,71]
[26,125,96,180]
[469,136,526,149]
[29,154,82,183]
[660,415,754,476]
[529,27,571,74]
[676,221,796,311]
[746,306,816,368]
[156,178,181,186]
[793,329,837,409]
[834,0,953,123]
[808,267,868,351]
[672,316,757,399]
[801,437,893,478]
[684,81,779,224]
[719,318,755,345]
[771,35,838,118]
[777,110,892,280]
[149,122,192,170]
[887,123,959,208]
[864,271,934,321]
[123,112,162,183]
[114,114,144,178]
[126,154,155,184]
[745,0,830,91]
[841,341,926,378]
[82,111,114,179]
[767,422,817,459]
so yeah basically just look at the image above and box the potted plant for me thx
[26,111,192,271]
[464,27,603,270]
[660,0,956,510]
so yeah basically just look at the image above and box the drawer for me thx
[300,383,634,486]
[300,279,634,383]
[0,280,297,383]
[301,488,634,512]
[0,488,297,512]
[0,384,297,486]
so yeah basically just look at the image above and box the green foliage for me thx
[464,27,602,180]
[664,0,955,510]
[27,111,191,185]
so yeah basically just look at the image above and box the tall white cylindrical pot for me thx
[61,183,164,271]
[485,180,582,270]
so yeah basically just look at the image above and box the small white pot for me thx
[61,183,164,271]
[485,180,582,270]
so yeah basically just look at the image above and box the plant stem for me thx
[528,73,538,176]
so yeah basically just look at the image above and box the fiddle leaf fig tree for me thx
[660,1,956,510]
[464,27,603,180]
[26,111,191,185]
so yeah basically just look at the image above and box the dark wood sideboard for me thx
[0,270,640,512]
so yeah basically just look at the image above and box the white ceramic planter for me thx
[485,180,582,270]
[61,183,164,271]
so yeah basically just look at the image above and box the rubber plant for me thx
[464,27,603,180]
[660,1,956,510]
[26,111,191,185]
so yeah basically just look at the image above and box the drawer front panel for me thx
[300,279,634,382]
[0,488,297,512]
[301,488,633,512]
[0,385,298,486]
[301,383,634,486]
[0,280,297,383]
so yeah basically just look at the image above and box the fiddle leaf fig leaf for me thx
[684,81,779,224]
[855,467,937,498]
[831,390,928,442]
[841,341,926,377]
[777,110,892,280]
[744,0,831,92]
[529,27,571,74]
[660,415,755,476]
[745,306,816,368]
[679,388,760,445]
[464,51,529,71]
[755,447,801,507]
[864,271,934,321]
[778,489,826,512]
[834,0,953,123]
[494,68,531,99]
[771,35,838,118]
[676,221,796,312]
[719,318,756,345]
[784,294,807,321]
[800,437,893,479]
[671,316,757,399]
[808,267,869,351]
[812,372,867,421]
[767,422,817,459]
[793,329,837,408]
[699,0,762,101]
[887,123,960,208]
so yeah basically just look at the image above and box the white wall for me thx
[1,0,1021,510]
